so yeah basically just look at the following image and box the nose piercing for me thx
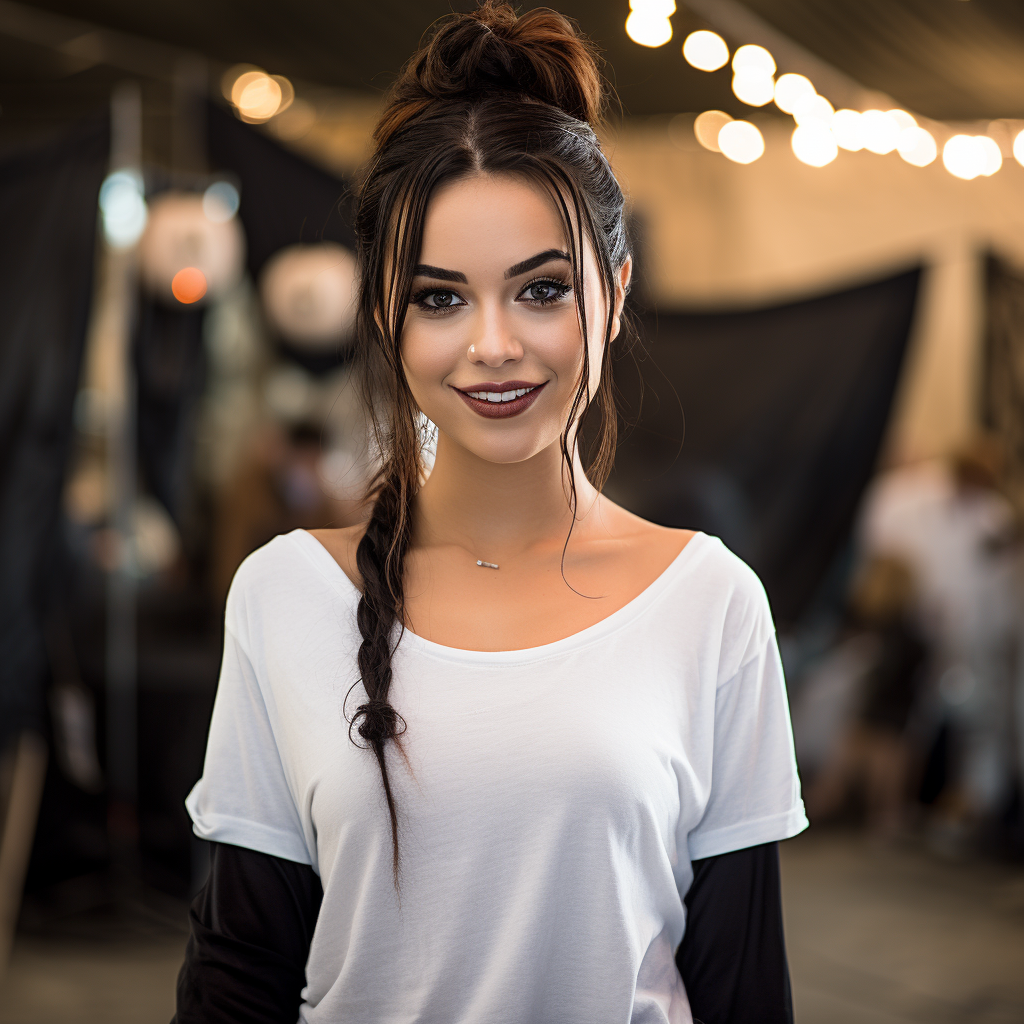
[468,344,476,356]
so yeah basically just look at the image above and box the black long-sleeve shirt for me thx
[174,840,793,1024]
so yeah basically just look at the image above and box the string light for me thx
[693,110,733,152]
[682,30,729,71]
[625,0,675,48]
[896,126,938,167]
[773,73,814,114]
[732,68,775,106]
[860,110,901,155]
[792,124,838,167]
[978,136,1003,175]
[831,109,864,151]
[943,135,986,179]
[886,109,917,131]
[792,93,834,126]
[1014,129,1024,167]
[718,120,765,164]
[731,44,776,76]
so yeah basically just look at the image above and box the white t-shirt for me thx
[187,529,807,1024]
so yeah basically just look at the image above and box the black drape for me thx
[608,269,921,626]
[205,100,355,282]
[0,117,109,742]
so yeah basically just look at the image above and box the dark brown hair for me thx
[349,2,630,884]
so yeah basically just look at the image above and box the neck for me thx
[414,432,600,559]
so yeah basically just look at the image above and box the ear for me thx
[609,256,633,343]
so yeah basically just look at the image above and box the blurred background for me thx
[1,1,1024,1021]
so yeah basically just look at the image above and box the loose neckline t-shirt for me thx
[186,529,807,1023]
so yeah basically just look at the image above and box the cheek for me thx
[401,321,463,393]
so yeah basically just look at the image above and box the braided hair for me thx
[350,1,631,886]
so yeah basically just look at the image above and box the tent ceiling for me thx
[5,0,1024,123]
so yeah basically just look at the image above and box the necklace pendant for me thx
[476,560,500,570]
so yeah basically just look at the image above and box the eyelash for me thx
[409,277,572,316]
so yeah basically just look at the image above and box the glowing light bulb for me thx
[732,68,775,107]
[718,120,764,164]
[886,109,917,131]
[977,136,1002,176]
[99,170,147,249]
[682,30,729,71]
[792,93,834,126]
[1014,129,1024,167]
[860,110,901,155]
[630,0,676,13]
[773,73,814,114]
[896,126,937,167]
[693,110,733,152]
[171,267,208,304]
[625,9,673,47]
[830,109,864,151]
[792,124,838,167]
[203,181,240,223]
[943,135,986,180]
[731,44,776,77]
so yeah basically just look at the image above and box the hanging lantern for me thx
[139,191,245,307]
[259,242,358,350]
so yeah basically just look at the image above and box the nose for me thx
[468,304,523,367]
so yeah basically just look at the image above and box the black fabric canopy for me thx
[0,116,108,742]
[206,100,354,282]
[607,268,921,627]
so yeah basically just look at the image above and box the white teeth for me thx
[466,386,536,403]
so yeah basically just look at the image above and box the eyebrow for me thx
[411,249,571,285]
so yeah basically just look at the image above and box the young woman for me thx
[176,5,807,1022]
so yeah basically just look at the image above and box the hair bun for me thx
[377,2,604,145]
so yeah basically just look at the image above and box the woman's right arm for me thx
[173,841,323,1024]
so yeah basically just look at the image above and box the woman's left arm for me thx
[675,841,793,1024]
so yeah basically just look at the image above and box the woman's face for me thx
[400,172,628,466]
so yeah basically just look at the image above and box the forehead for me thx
[418,173,567,269]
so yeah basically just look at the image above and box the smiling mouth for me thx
[453,380,548,418]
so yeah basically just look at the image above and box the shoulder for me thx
[224,529,361,645]
[308,524,365,591]
[668,533,775,680]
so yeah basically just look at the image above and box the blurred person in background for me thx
[174,5,807,1023]
[806,555,927,839]
[860,437,1019,853]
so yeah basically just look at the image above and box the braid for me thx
[349,466,414,887]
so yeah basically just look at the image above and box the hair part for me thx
[348,1,630,886]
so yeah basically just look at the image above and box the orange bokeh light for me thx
[171,267,208,304]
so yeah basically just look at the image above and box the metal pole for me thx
[105,82,142,863]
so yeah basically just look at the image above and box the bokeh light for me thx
[792,93,834,126]
[171,267,208,304]
[886,109,917,131]
[625,0,675,48]
[896,126,938,166]
[682,30,729,71]
[202,181,240,223]
[732,68,775,106]
[860,110,901,154]
[1014,129,1024,167]
[792,124,838,167]
[718,120,765,164]
[731,44,776,76]
[831,109,864,151]
[977,136,1002,175]
[99,170,148,249]
[773,73,815,114]
[943,134,986,179]
[234,72,283,122]
[693,110,733,152]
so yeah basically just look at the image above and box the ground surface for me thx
[1,830,1023,1023]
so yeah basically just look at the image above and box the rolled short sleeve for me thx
[186,626,313,868]
[687,632,808,861]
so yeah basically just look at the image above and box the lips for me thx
[452,380,548,419]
